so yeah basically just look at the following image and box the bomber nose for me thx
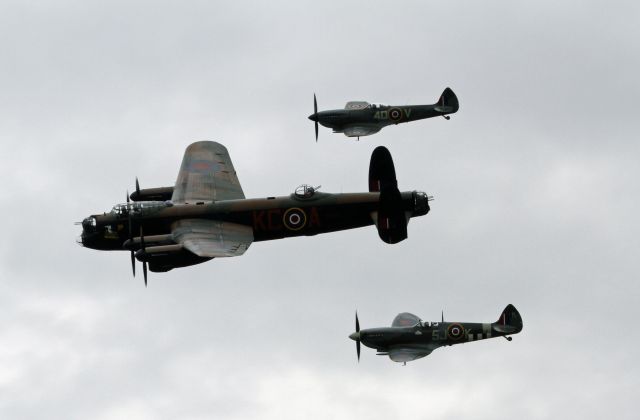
[349,332,360,341]
[82,216,97,233]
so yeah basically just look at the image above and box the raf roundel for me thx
[447,323,465,340]
[283,208,307,231]
[389,108,403,121]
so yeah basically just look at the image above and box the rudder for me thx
[369,146,407,244]
[495,304,523,333]
[436,87,459,113]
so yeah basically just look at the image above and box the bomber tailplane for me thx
[369,146,408,244]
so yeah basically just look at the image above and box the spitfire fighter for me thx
[349,305,523,364]
[78,141,432,285]
[308,87,459,141]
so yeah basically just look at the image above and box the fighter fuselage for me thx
[313,104,450,132]
[355,321,503,353]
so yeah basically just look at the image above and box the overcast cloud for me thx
[1,1,639,419]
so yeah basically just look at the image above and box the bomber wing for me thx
[343,126,382,138]
[172,219,253,258]
[171,141,245,204]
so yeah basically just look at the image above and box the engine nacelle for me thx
[129,187,174,202]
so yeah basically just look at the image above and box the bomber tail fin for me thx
[369,146,407,244]
[434,87,459,114]
[493,304,523,334]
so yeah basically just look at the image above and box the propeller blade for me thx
[354,311,361,362]
[135,177,141,196]
[126,189,136,278]
[140,226,148,287]
[313,93,319,142]
[131,250,136,277]
[143,261,148,287]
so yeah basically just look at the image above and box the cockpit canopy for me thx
[344,101,387,110]
[344,101,370,110]
[111,200,173,217]
[392,312,422,327]
[294,184,320,199]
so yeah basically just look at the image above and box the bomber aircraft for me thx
[349,304,523,364]
[308,87,459,141]
[78,141,432,285]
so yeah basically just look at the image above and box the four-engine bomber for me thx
[79,141,431,285]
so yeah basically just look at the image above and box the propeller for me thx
[355,311,361,362]
[139,226,148,287]
[127,190,135,277]
[313,94,319,142]
[135,177,141,197]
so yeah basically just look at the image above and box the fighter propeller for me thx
[349,311,361,362]
[310,93,319,142]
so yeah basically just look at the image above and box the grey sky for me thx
[1,1,639,419]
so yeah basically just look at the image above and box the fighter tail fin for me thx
[369,146,407,244]
[493,304,523,334]
[434,87,459,114]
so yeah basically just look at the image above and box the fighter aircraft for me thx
[78,141,432,285]
[349,304,523,364]
[308,87,459,141]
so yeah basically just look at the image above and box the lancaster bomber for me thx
[78,141,432,285]
[308,87,459,141]
[349,305,523,364]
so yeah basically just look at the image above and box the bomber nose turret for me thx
[82,216,97,233]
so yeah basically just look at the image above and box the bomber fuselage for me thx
[79,190,430,251]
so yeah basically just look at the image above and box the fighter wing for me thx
[343,126,382,137]
[172,219,253,258]
[387,346,433,363]
[171,141,245,204]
